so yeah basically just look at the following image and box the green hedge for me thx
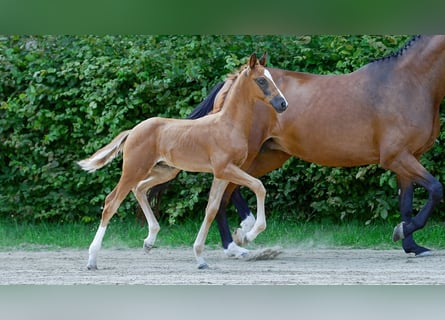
[2,35,444,224]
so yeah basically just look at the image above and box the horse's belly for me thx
[284,135,380,167]
[300,150,380,167]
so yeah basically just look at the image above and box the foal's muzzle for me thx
[270,96,288,113]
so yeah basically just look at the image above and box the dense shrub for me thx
[1,35,444,224]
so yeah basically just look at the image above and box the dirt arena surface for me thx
[1,246,445,285]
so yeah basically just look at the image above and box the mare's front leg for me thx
[215,186,252,258]
[397,176,432,256]
[391,153,443,251]
[194,179,229,269]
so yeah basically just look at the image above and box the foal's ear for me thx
[259,52,267,66]
[248,53,257,69]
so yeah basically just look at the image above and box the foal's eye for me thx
[257,78,267,86]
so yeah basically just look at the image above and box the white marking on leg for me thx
[194,179,229,269]
[232,227,246,246]
[245,180,266,243]
[224,242,249,258]
[240,213,256,232]
[134,182,160,252]
[232,213,256,246]
[87,225,107,269]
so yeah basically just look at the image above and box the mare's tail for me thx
[77,130,131,173]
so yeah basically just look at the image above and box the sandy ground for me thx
[1,246,445,285]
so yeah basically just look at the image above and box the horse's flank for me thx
[266,35,445,168]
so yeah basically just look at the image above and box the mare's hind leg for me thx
[231,187,256,243]
[133,165,180,252]
[397,175,431,256]
[390,152,443,248]
[214,185,253,257]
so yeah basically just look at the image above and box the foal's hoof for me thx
[86,264,98,271]
[392,222,405,242]
[232,228,248,246]
[143,243,153,254]
[198,262,209,270]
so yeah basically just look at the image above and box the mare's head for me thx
[241,52,288,113]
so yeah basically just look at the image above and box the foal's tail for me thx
[77,130,131,173]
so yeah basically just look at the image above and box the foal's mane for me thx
[211,64,246,114]
[371,35,422,63]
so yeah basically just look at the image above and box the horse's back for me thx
[271,64,436,167]
[271,70,378,166]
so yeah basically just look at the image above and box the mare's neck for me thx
[397,35,445,102]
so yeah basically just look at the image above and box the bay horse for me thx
[155,35,445,258]
[78,53,288,269]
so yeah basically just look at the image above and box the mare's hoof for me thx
[415,250,433,257]
[87,264,98,271]
[240,251,249,258]
[404,244,432,257]
[224,242,250,259]
[392,222,405,242]
[198,263,209,270]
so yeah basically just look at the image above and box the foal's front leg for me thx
[224,165,267,244]
[194,178,229,269]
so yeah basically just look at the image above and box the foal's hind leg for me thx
[87,181,133,270]
[397,176,431,256]
[87,148,157,270]
[390,153,443,248]
[133,165,180,252]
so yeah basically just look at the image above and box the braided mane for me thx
[371,35,421,63]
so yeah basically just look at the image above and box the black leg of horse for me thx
[230,187,251,221]
[393,166,443,253]
[215,187,252,249]
[215,204,233,250]
[397,177,431,256]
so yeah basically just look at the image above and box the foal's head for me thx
[241,52,288,113]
